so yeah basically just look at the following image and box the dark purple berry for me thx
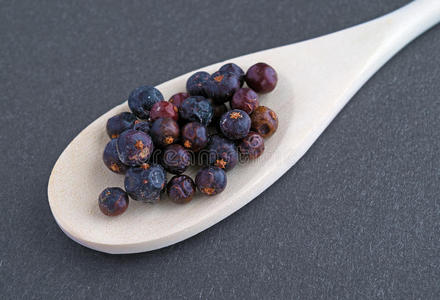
[167,175,196,204]
[206,135,238,171]
[133,120,151,134]
[124,163,167,203]
[230,88,259,114]
[250,106,278,138]
[169,92,190,109]
[116,129,153,166]
[106,112,136,139]
[204,71,241,104]
[150,118,180,148]
[162,144,191,174]
[219,63,245,87]
[103,139,128,174]
[245,63,277,93]
[195,166,227,196]
[128,86,164,119]
[219,109,251,140]
[98,187,129,216]
[182,122,209,152]
[238,132,265,159]
[186,71,210,96]
[149,101,179,121]
[179,96,213,126]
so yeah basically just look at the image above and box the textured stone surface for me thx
[1,0,440,298]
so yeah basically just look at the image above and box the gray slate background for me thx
[1,0,439,299]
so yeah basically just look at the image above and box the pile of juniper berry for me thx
[98,62,279,216]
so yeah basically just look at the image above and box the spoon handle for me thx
[293,0,440,116]
[341,0,440,95]
[376,0,440,52]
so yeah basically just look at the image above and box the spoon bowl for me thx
[48,0,440,253]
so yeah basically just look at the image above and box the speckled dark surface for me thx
[1,0,439,298]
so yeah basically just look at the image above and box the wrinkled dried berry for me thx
[182,122,209,152]
[98,187,129,216]
[128,86,164,119]
[167,175,196,204]
[124,163,166,203]
[162,144,191,174]
[219,109,251,140]
[169,92,190,109]
[250,106,278,138]
[230,88,259,114]
[195,166,227,196]
[206,135,238,171]
[238,131,265,159]
[204,71,241,104]
[133,120,151,134]
[103,139,129,174]
[179,96,213,126]
[106,112,136,139]
[150,117,180,147]
[116,129,153,166]
[219,63,245,87]
[149,100,179,121]
[245,63,278,93]
[186,71,210,96]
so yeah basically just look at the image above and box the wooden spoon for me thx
[48,1,440,254]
